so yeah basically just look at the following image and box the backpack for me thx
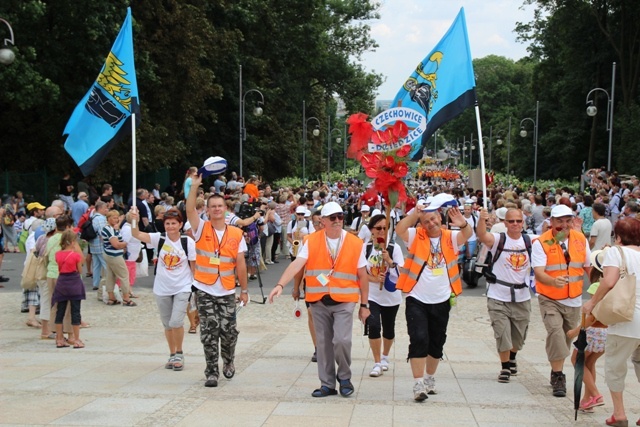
[617,190,626,211]
[80,214,98,241]
[244,222,260,246]
[482,233,532,283]
[18,228,29,253]
[154,232,190,275]
[77,208,94,229]
[291,219,310,230]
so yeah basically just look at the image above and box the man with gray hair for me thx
[622,200,638,219]
[89,201,109,292]
[71,192,89,226]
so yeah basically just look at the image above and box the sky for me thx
[360,0,536,100]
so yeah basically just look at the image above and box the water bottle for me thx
[189,292,197,312]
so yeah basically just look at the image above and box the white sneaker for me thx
[413,380,428,401]
[380,358,389,371]
[370,363,383,377]
[424,376,437,395]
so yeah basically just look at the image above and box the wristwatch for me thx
[241,289,249,294]
[360,303,369,309]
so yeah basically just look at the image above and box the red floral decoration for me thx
[347,113,413,208]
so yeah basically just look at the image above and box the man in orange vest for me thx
[269,202,370,398]
[395,194,472,402]
[532,204,591,397]
[187,173,249,388]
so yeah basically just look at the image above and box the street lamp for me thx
[238,65,265,178]
[586,62,616,171]
[302,100,320,183]
[327,126,342,175]
[0,18,16,65]
[520,100,540,186]
[469,139,478,168]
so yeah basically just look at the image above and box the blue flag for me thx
[63,8,140,176]
[381,8,476,160]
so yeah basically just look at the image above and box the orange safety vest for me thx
[194,222,243,289]
[396,228,462,296]
[304,230,363,303]
[534,229,587,299]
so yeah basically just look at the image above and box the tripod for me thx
[247,242,267,304]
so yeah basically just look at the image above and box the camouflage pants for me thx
[196,291,238,378]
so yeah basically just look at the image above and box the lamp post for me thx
[343,123,348,175]
[238,65,265,178]
[586,62,616,171]
[327,125,342,175]
[520,100,539,186]
[0,17,15,65]
[302,100,320,183]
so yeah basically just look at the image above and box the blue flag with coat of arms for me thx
[63,7,140,176]
[380,7,476,160]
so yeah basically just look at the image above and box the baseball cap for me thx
[27,202,46,211]
[295,206,306,214]
[496,207,508,220]
[360,205,370,212]
[305,209,311,217]
[371,208,382,217]
[321,202,343,217]
[551,204,574,218]
[422,193,457,212]
[198,156,228,178]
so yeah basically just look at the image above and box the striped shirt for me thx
[100,225,124,257]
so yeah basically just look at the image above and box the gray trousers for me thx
[311,301,355,389]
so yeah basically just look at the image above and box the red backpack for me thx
[77,207,95,229]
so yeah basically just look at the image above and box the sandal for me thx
[337,376,354,397]
[73,339,85,349]
[122,299,137,307]
[173,353,184,371]
[188,325,197,334]
[56,340,70,348]
[606,415,629,427]
[41,333,56,340]
[106,299,121,306]
[129,293,138,298]
[311,386,337,397]
[498,369,511,383]
[26,320,41,328]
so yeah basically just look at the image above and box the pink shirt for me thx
[55,250,82,273]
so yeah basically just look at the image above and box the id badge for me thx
[209,257,221,266]
[162,244,172,252]
[317,273,330,287]
[432,267,444,276]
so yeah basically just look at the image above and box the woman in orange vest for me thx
[395,194,473,402]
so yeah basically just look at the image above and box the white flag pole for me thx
[131,113,137,227]
[473,102,487,209]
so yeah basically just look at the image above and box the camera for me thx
[235,201,264,219]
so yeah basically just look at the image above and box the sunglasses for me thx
[328,213,344,222]
[506,219,523,224]
[296,213,305,216]
[164,211,181,219]
[560,242,570,265]
[372,226,387,231]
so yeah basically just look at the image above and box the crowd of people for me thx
[2,162,640,425]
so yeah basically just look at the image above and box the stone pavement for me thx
[1,251,640,426]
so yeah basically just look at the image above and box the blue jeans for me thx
[92,252,107,289]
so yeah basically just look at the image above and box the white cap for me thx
[295,206,307,214]
[422,193,457,212]
[496,207,508,220]
[360,205,370,212]
[321,202,343,217]
[551,204,574,218]
[371,208,382,217]
[183,221,192,231]
[305,209,311,217]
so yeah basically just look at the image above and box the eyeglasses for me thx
[328,213,344,222]
[372,226,387,231]
[560,242,570,265]
[506,219,523,224]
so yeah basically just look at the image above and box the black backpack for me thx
[80,214,97,241]
[482,233,532,283]
[154,233,190,275]
[365,241,395,261]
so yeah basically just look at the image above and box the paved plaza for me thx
[1,251,639,426]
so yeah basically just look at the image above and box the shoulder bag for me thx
[592,245,637,325]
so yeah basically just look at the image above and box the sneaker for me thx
[223,362,235,379]
[0,276,10,282]
[311,350,317,363]
[424,376,437,395]
[413,380,428,402]
[380,358,389,372]
[498,369,511,383]
[509,360,518,376]
[370,363,383,377]
[265,260,274,265]
[204,375,218,387]
[249,275,257,281]
[551,372,566,397]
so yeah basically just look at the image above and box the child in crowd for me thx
[52,230,86,348]
[568,250,608,411]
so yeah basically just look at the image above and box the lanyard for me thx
[325,232,343,271]
[213,225,227,257]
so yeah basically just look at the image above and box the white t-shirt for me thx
[287,219,315,255]
[120,223,142,262]
[404,228,460,304]
[350,216,367,232]
[490,222,507,234]
[364,242,404,306]
[531,235,591,307]
[486,233,533,303]
[358,224,371,244]
[464,214,477,242]
[604,246,640,339]
[296,229,367,269]
[149,232,196,296]
[192,221,247,297]
[590,218,612,251]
